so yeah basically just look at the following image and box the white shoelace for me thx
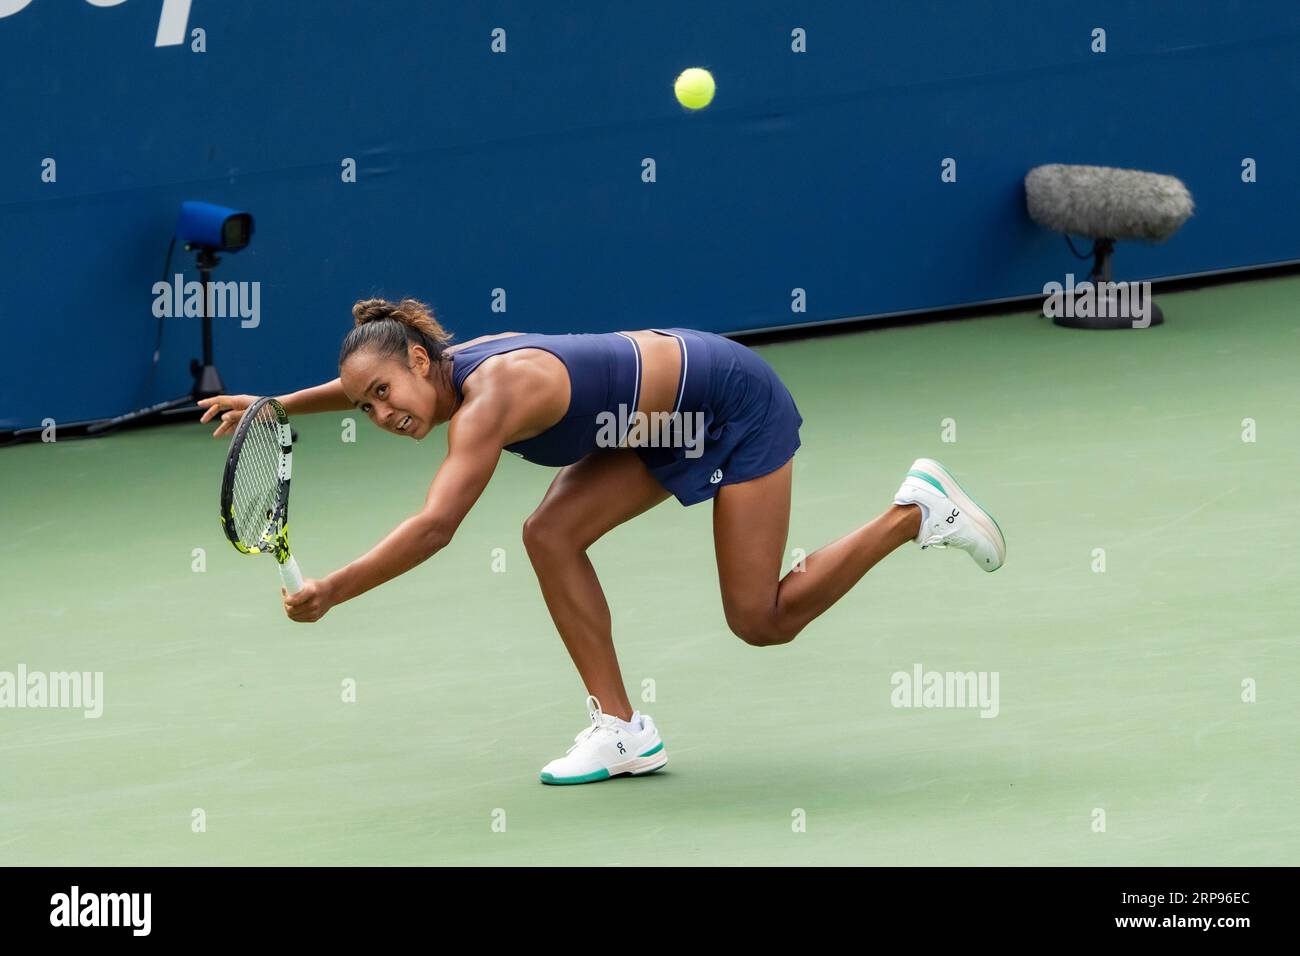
[566,695,621,753]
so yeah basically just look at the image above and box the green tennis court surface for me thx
[3,276,1297,865]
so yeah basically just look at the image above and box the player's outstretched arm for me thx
[199,379,352,437]
[282,389,511,622]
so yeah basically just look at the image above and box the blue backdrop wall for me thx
[3,1,1298,429]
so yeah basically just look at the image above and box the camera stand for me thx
[87,246,226,434]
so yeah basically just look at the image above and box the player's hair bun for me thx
[341,297,453,365]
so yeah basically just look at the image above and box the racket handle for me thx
[279,555,304,594]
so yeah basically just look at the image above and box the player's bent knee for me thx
[521,512,555,558]
[522,510,579,560]
[726,611,793,647]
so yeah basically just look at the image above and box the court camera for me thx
[175,201,255,252]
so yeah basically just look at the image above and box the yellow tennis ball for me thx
[674,67,715,110]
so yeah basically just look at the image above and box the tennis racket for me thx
[219,397,304,593]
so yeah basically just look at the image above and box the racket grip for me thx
[279,555,304,594]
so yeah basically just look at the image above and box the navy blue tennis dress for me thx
[449,328,802,506]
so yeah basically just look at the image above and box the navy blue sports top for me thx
[447,327,804,506]
[449,331,692,467]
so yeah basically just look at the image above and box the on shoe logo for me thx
[946,509,959,524]
[616,742,626,754]
[709,469,723,484]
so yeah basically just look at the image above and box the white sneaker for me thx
[894,458,1006,571]
[539,696,668,785]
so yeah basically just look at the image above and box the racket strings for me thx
[231,406,285,548]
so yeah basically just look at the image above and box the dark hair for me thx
[339,297,453,367]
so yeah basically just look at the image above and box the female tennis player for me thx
[199,298,1005,785]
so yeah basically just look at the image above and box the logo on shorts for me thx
[709,469,723,484]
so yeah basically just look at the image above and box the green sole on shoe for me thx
[540,768,612,785]
[540,754,668,785]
